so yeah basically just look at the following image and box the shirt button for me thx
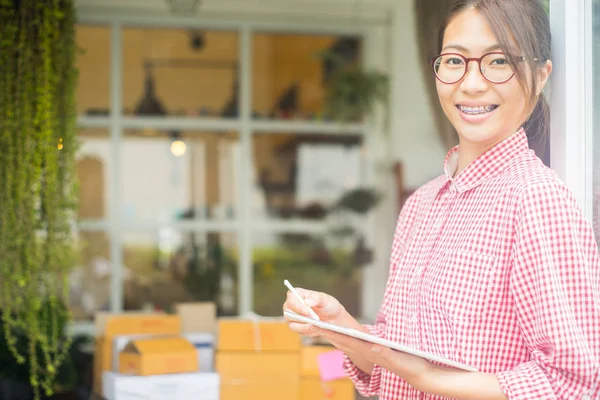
[410,314,418,324]
[581,395,590,400]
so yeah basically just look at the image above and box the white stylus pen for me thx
[284,279,320,321]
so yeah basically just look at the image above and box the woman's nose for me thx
[460,61,488,93]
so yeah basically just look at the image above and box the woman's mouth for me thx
[456,105,499,115]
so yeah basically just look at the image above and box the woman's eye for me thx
[445,58,463,65]
[491,58,508,65]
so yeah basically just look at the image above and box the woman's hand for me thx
[282,288,375,374]
[282,288,348,337]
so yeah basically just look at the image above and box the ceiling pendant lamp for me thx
[134,65,167,116]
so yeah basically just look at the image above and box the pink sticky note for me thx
[316,350,348,382]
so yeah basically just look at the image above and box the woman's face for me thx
[436,8,542,150]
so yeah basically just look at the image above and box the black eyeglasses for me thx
[430,52,527,84]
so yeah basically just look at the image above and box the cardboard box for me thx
[183,333,215,372]
[300,378,355,400]
[302,345,336,377]
[104,314,181,338]
[93,314,182,393]
[102,371,219,400]
[112,334,160,372]
[218,319,301,351]
[175,302,217,334]
[216,352,300,400]
[119,337,198,376]
[112,333,215,373]
[300,345,355,399]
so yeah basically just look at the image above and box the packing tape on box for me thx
[242,312,262,352]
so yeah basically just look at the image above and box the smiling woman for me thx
[433,3,552,175]
[283,1,600,399]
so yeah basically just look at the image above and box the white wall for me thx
[390,1,448,190]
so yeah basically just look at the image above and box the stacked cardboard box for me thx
[95,303,219,400]
[216,318,302,400]
[94,312,182,393]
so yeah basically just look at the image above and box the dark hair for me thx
[438,0,551,162]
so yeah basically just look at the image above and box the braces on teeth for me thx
[461,106,493,115]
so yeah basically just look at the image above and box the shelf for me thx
[77,116,367,135]
[77,219,330,234]
[251,119,365,135]
[121,116,241,131]
[117,220,240,232]
[250,219,329,234]
[77,115,111,128]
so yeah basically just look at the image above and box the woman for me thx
[283,0,600,399]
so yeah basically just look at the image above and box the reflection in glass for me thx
[252,33,361,121]
[121,130,240,222]
[122,231,238,316]
[75,25,111,116]
[123,28,239,118]
[253,133,363,220]
[253,233,361,317]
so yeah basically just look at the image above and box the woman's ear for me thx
[536,60,553,96]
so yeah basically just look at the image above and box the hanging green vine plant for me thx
[0,0,78,399]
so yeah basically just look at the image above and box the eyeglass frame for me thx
[429,51,528,84]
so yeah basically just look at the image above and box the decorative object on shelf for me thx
[318,50,389,122]
[165,0,202,14]
[0,0,78,399]
[272,83,299,120]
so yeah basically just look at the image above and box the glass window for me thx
[76,25,111,116]
[77,128,111,221]
[123,28,239,118]
[122,231,238,316]
[252,33,362,121]
[120,130,240,222]
[68,230,111,320]
[252,232,362,317]
[252,132,363,221]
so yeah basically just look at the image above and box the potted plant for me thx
[317,50,389,122]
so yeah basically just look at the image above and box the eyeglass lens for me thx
[433,54,514,83]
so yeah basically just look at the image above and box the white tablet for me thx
[284,310,478,372]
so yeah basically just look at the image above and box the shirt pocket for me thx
[426,249,496,320]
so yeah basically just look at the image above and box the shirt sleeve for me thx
[496,180,600,399]
[342,323,386,396]
[343,188,423,397]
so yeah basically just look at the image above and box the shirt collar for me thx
[443,127,529,193]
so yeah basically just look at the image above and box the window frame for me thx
[549,0,594,220]
[70,11,378,335]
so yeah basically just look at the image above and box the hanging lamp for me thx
[134,63,167,116]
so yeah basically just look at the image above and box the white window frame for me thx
[549,0,594,220]
[70,10,381,335]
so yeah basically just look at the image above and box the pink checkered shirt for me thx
[344,128,600,399]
